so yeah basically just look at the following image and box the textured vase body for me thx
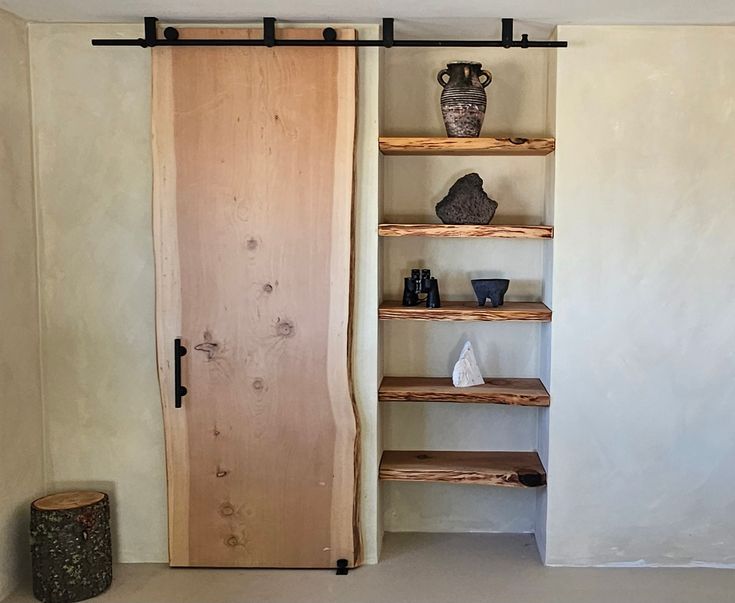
[437,62,492,137]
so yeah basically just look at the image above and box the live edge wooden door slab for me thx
[152,28,359,568]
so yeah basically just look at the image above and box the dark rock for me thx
[435,173,498,225]
[471,278,509,307]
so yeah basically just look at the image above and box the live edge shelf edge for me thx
[378,301,552,322]
[378,224,553,239]
[379,376,550,407]
[379,450,547,488]
[378,136,555,156]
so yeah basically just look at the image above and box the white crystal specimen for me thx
[452,342,484,388]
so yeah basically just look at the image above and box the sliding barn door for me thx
[152,28,359,568]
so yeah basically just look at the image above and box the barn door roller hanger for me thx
[91,17,568,49]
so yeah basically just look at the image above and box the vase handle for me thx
[479,70,493,88]
[437,69,450,88]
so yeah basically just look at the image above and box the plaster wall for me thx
[0,8,44,599]
[16,19,735,570]
[29,24,167,563]
[380,37,552,532]
[535,36,558,561]
[546,25,735,566]
[27,23,381,564]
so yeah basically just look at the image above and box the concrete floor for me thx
[6,533,735,603]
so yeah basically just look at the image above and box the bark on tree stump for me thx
[30,491,112,603]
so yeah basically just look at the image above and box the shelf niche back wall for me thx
[381,42,551,534]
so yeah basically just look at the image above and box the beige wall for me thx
[27,23,382,564]
[350,31,381,564]
[15,19,735,571]
[380,41,552,533]
[29,24,167,563]
[0,8,44,599]
[535,32,558,561]
[546,25,735,566]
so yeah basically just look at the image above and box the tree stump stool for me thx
[30,491,112,603]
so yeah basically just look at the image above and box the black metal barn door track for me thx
[92,17,567,49]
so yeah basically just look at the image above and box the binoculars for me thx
[402,268,441,308]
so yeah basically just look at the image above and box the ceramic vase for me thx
[437,61,492,137]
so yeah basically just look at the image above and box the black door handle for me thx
[174,338,188,408]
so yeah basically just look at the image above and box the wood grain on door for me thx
[152,27,359,568]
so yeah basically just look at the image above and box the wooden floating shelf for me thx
[379,450,546,488]
[378,301,551,322]
[379,223,553,239]
[379,136,555,156]
[379,377,550,407]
